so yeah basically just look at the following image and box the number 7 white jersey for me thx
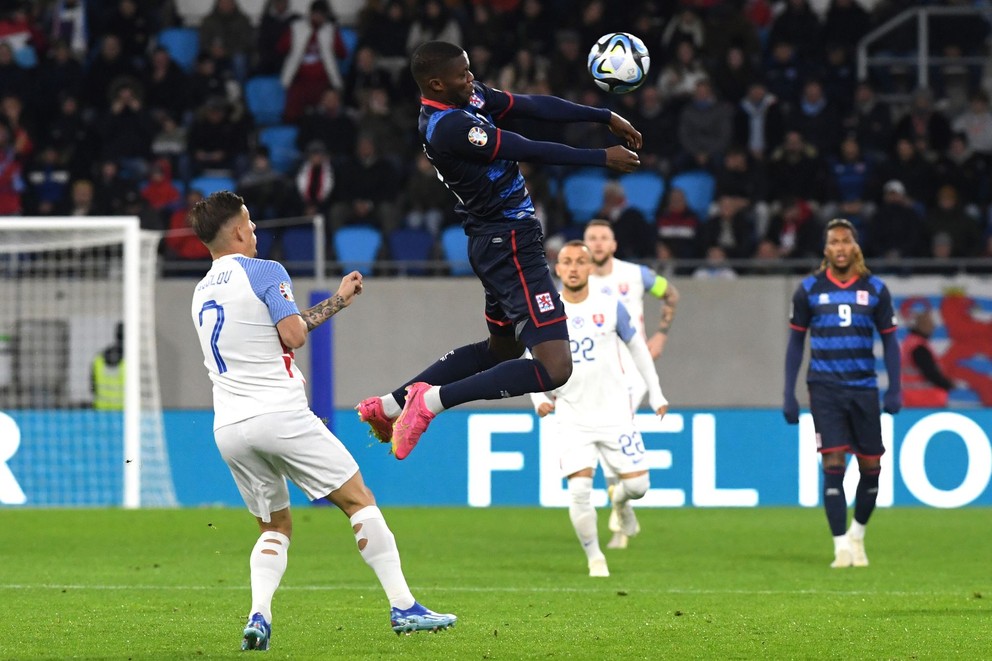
[191,254,308,429]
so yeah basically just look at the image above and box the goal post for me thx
[0,217,176,508]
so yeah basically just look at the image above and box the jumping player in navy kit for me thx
[357,40,643,460]
[784,218,902,568]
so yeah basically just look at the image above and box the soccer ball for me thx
[587,32,650,94]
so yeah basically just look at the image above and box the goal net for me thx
[0,218,176,508]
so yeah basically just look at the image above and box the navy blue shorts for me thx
[808,382,885,457]
[468,224,568,348]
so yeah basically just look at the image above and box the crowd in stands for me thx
[1,0,991,275]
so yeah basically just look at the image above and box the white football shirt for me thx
[587,258,663,337]
[551,291,639,429]
[191,254,307,429]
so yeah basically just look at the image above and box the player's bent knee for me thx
[621,474,650,500]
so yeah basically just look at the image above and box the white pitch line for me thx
[0,584,973,597]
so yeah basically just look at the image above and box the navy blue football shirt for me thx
[790,271,898,388]
[419,81,537,236]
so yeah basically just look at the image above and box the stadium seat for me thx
[440,226,472,275]
[14,45,37,68]
[157,28,199,72]
[245,76,286,126]
[562,171,607,223]
[670,170,716,220]
[334,225,382,275]
[281,226,315,275]
[337,27,360,76]
[257,125,300,174]
[189,176,236,197]
[388,227,436,275]
[619,172,665,219]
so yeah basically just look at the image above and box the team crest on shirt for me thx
[571,316,584,329]
[592,313,605,327]
[857,290,869,305]
[468,93,484,108]
[279,281,294,302]
[818,293,830,304]
[467,126,488,146]
[618,282,629,295]
[535,292,554,313]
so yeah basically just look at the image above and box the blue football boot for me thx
[242,612,271,651]
[390,602,457,634]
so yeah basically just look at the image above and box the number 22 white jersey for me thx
[552,291,639,429]
[191,254,307,429]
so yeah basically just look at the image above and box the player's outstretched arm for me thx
[301,271,364,332]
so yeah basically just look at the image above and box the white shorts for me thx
[214,409,359,522]
[556,423,646,478]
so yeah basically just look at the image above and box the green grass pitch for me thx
[1,507,988,660]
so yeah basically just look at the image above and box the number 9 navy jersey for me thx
[790,271,898,388]
[419,81,537,236]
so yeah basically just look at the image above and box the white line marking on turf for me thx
[0,584,970,597]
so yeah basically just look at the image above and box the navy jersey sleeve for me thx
[789,281,812,331]
[430,111,501,163]
[475,81,513,121]
[872,279,898,334]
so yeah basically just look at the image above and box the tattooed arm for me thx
[277,271,363,348]
[646,281,679,359]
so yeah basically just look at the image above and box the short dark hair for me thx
[562,239,589,251]
[189,191,244,245]
[825,217,858,241]
[410,40,464,87]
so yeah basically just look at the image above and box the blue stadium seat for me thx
[670,170,716,220]
[334,225,382,275]
[440,226,472,275]
[619,172,665,219]
[562,171,607,223]
[388,227,436,275]
[281,226,315,275]
[337,27,360,76]
[189,176,236,197]
[258,125,299,174]
[245,76,286,126]
[157,28,199,72]
[14,45,37,68]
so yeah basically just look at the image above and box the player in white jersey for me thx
[188,192,455,650]
[583,220,679,549]
[531,241,668,577]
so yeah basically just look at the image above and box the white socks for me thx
[350,506,416,610]
[249,531,290,622]
[381,394,401,418]
[612,474,650,504]
[568,477,602,561]
[848,520,866,540]
[423,386,444,414]
[381,390,445,415]
[833,534,851,553]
